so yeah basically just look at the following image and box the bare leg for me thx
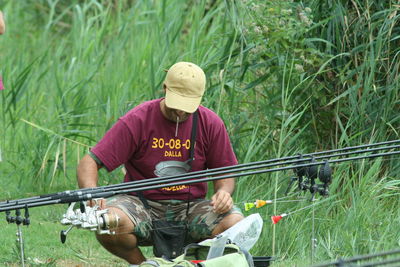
[96,207,146,264]
[211,213,244,236]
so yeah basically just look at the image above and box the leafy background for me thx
[0,0,399,266]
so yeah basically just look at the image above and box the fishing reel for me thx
[286,156,332,200]
[60,199,120,243]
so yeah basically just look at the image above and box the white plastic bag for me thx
[201,213,263,251]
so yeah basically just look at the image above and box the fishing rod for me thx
[2,141,400,209]
[2,148,400,213]
[2,141,399,264]
[3,148,398,246]
[2,139,399,208]
[311,248,400,267]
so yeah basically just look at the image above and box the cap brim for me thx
[165,89,201,113]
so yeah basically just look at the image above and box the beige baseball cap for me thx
[164,62,206,113]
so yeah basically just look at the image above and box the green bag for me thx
[138,257,195,267]
[139,240,252,267]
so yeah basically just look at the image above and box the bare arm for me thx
[77,154,102,188]
[210,178,235,214]
[0,11,5,34]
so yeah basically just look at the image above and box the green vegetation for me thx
[0,0,399,266]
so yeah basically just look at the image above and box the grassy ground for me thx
[0,206,125,266]
[0,0,399,266]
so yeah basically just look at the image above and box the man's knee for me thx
[95,218,139,252]
[95,206,136,243]
[221,213,244,228]
[212,213,244,236]
[104,206,135,233]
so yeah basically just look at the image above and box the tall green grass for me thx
[0,0,399,266]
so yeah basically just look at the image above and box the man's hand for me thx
[211,189,233,214]
[88,198,107,209]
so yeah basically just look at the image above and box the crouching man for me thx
[77,62,243,265]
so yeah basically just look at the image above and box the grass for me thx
[0,0,400,266]
[0,206,124,266]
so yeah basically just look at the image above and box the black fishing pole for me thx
[2,141,400,209]
[2,149,400,212]
[311,248,400,267]
[2,143,399,265]
[2,143,400,209]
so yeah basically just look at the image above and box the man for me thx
[77,62,243,265]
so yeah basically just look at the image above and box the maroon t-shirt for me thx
[91,98,237,200]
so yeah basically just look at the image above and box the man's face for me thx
[163,105,192,122]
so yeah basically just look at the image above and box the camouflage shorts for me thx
[106,194,242,246]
